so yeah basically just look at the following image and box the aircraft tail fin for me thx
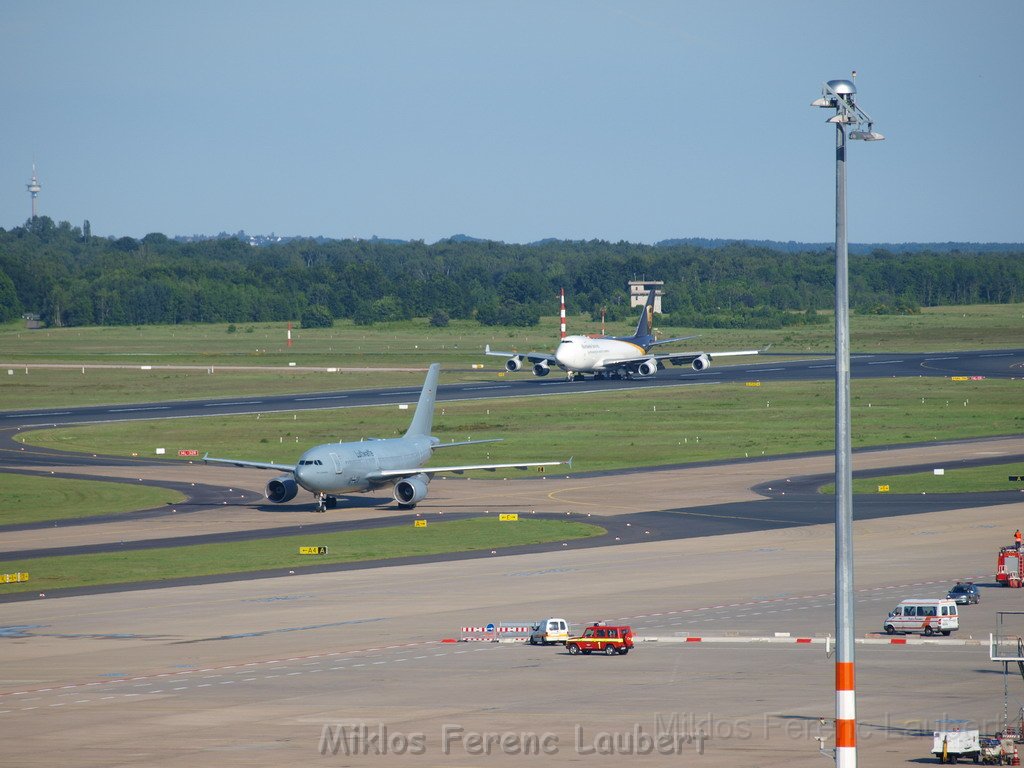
[405,363,441,437]
[633,288,657,339]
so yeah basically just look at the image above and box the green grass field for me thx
[1,302,1020,411]
[0,474,186,526]
[842,462,1024,495]
[0,517,604,594]
[16,377,1022,473]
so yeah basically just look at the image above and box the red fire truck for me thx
[996,547,1023,588]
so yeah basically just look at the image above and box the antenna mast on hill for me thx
[26,163,41,219]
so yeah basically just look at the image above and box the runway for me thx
[2,348,1022,430]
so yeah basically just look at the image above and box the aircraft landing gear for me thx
[315,493,328,513]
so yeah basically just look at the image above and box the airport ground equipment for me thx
[989,613,1024,748]
[932,721,981,764]
[997,548,1023,588]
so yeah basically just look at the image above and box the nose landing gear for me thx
[315,494,338,512]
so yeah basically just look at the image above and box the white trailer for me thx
[932,721,981,764]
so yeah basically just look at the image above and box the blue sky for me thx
[2,1,1021,243]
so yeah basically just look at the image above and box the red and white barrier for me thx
[636,634,986,647]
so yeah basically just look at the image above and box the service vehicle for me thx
[931,721,981,764]
[996,547,1023,588]
[529,618,570,645]
[979,736,1003,764]
[883,599,959,636]
[947,582,981,605]
[565,625,634,656]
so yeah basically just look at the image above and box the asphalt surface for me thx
[1,348,1023,600]
[2,352,1024,767]
[2,348,1021,430]
[2,496,1020,768]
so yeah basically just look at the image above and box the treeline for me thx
[1,216,1022,329]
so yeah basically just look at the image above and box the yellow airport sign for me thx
[299,546,328,555]
[2,572,29,583]
[499,513,519,521]
[950,376,970,381]
[877,485,890,493]
[745,381,761,387]
[414,519,427,527]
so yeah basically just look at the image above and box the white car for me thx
[529,618,569,645]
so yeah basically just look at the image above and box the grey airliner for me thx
[203,363,567,511]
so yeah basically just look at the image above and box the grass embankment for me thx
[0,474,185,526]
[0,302,1020,410]
[0,517,604,594]
[16,378,1023,474]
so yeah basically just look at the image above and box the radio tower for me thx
[26,163,41,219]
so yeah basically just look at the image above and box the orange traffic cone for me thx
[1012,744,1020,765]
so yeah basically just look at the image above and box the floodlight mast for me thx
[811,76,884,768]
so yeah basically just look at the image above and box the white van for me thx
[529,618,569,645]
[883,599,959,636]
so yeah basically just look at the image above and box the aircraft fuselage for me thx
[293,435,434,495]
[554,335,649,373]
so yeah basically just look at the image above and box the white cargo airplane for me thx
[204,363,567,511]
[485,289,760,380]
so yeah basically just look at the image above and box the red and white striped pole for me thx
[559,288,566,338]
[836,660,856,764]
[287,322,292,348]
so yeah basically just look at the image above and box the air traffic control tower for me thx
[628,280,663,313]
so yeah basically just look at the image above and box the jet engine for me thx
[266,474,299,503]
[394,473,429,508]
[505,356,523,372]
[690,354,711,372]
[532,361,550,377]
[636,358,658,377]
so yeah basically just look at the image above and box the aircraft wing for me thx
[647,334,699,347]
[597,348,762,370]
[202,453,295,472]
[432,438,503,449]
[484,345,559,366]
[366,458,570,482]
[658,348,762,366]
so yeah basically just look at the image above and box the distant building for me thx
[628,280,663,313]
[22,313,42,330]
